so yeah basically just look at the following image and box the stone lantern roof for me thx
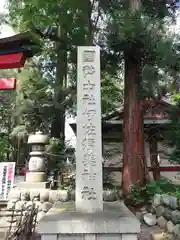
[28,131,49,144]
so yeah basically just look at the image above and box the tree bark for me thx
[51,27,67,140]
[87,0,93,45]
[122,55,147,195]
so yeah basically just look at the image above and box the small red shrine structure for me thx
[0,32,38,90]
[0,32,38,175]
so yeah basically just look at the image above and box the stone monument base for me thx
[26,172,46,182]
[37,201,140,240]
[18,181,49,189]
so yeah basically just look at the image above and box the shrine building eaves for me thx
[0,31,39,58]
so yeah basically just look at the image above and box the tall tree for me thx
[102,0,180,195]
[122,0,147,195]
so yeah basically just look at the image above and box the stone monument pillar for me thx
[19,131,49,189]
[75,46,103,213]
[38,46,141,240]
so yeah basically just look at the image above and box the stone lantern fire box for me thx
[19,131,49,189]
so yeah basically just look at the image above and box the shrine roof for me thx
[103,99,176,121]
[0,32,34,50]
[69,99,179,134]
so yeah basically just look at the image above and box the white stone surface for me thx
[28,156,45,172]
[57,234,125,240]
[42,235,57,240]
[76,46,103,213]
[122,235,137,240]
[37,202,140,235]
[28,131,48,144]
[143,213,156,226]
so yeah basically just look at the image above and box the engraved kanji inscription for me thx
[81,137,96,149]
[83,108,96,121]
[82,93,96,105]
[83,151,96,166]
[83,80,95,91]
[82,171,97,181]
[82,167,89,176]
[83,51,95,63]
[82,65,96,78]
[83,159,96,167]
[83,123,96,136]
[81,186,97,200]
[81,165,96,180]
[77,47,102,210]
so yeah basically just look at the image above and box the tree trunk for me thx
[122,55,147,196]
[87,0,93,45]
[122,0,147,196]
[51,108,65,140]
[51,27,67,140]
[149,132,160,180]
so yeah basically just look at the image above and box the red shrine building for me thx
[0,32,37,90]
[0,32,38,176]
[70,98,180,185]
[0,32,37,70]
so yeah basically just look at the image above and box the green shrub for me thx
[127,177,178,206]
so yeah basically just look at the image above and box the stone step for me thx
[0,210,22,217]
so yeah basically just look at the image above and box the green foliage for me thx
[165,93,180,164]
[167,188,180,198]
[45,137,75,189]
[102,1,180,99]
[0,67,54,164]
[0,135,12,161]
[46,137,66,171]
[14,65,54,133]
[127,177,177,205]
[101,73,123,115]
[7,0,123,118]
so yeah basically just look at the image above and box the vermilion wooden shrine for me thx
[0,32,37,89]
[0,32,38,176]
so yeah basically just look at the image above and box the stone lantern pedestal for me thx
[19,131,49,189]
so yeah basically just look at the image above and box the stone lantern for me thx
[24,131,49,188]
